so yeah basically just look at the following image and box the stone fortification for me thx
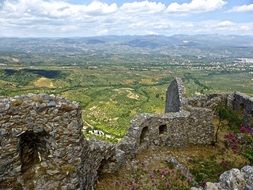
[165,77,185,113]
[119,78,215,157]
[0,94,86,189]
[1,78,253,189]
[0,94,125,190]
[186,93,230,109]
[233,92,253,114]
[119,107,213,155]
[233,92,253,127]
[82,140,125,190]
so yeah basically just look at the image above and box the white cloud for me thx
[167,0,226,13]
[199,20,253,34]
[120,1,166,13]
[0,0,252,37]
[1,0,118,18]
[216,20,235,27]
[228,4,253,13]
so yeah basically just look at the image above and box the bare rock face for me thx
[166,156,197,186]
[191,166,253,190]
[241,166,253,186]
[219,168,246,190]
[205,182,219,190]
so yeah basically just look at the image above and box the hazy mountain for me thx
[0,34,252,57]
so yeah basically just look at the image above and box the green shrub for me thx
[216,105,243,131]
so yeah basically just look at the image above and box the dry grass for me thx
[33,77,54,88]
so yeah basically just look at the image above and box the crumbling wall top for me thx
[0,93,80,114]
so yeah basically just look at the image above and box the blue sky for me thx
[0,0,252,37]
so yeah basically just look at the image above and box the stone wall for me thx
[81,140,125,190]
[232,92,253,127]
[233,92,253,113]
[119,107,214,157]
[186,93,230,110]
[0,94,125,190]
[165,77,185,113]
[119,78,217,157]
[0,94,86,189]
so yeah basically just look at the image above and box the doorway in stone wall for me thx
[159,124,167,135]
[97,158,108,178]
[140,126,149,144]
[249,110,253,127]
[19,130,48,173]
[240,103,245,113]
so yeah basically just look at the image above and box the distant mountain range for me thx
[54,34,253,48]
[0,34,253,57]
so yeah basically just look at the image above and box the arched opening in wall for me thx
[97,158,108,178]
[19,130,48,173]
[140,126,149,144]
[240,103,245,112]
[159,124,167,135]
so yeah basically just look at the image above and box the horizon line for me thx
[1,33,253,38]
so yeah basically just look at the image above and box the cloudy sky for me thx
[0,0,252,37]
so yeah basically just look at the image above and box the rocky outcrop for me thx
[191,166,253,190]
[166,156,197,186]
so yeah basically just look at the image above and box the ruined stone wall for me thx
[232,92,253,127]
[0,94,126,190]
[185,106,214,145]
[233,92,253,114]
[119,107,214,157]
[186,93,230,109]
[0,94,87,190]
[165,78,185,113]
[119,78,218,157]
[81,139,125,190]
